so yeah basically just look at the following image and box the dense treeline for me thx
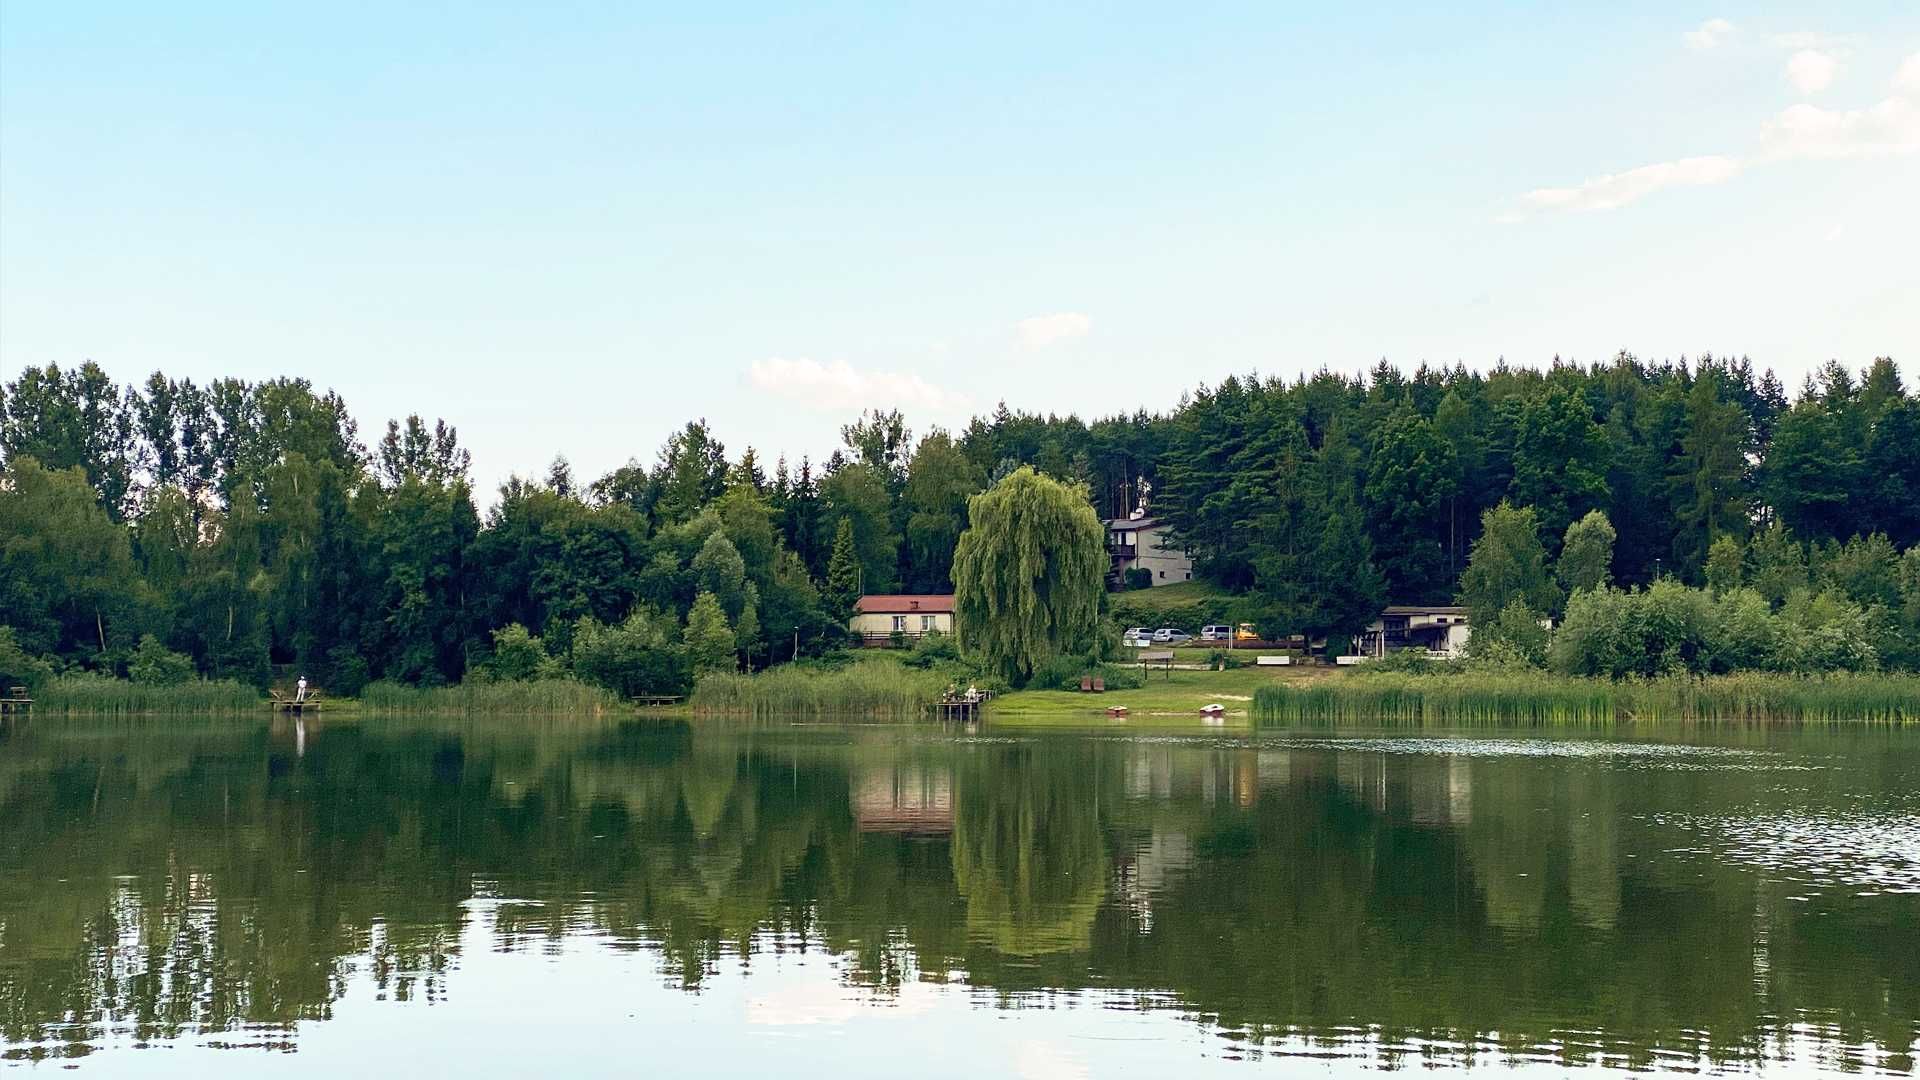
[3,352,1918,692]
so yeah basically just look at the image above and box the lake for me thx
[2,714,1916,1076]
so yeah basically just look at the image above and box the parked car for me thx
[1152,628,1192,645]
[1121,627,1153,647]
[1199,624,1233,642]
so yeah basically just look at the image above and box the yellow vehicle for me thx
[1235,623,1260,642]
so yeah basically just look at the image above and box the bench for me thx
[1255,655,1292,666]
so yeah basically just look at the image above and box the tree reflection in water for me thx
[0,716,1915,1072]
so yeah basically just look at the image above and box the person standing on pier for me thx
[295,676,308,703]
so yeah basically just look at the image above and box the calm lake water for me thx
[2,715,1916,1077]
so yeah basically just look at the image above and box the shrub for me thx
[1776,588,1877,673]
[1124,567,1153,590]
[0,626,56,693]
[1473,599,1550,667]
[482,623,558,682]
[571,612,694,698]
[128,634,196,686]
[901,630,961,669]
[1370,648,1434,674]
[1024,652,1145,691]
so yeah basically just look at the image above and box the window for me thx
[892,615,907,632]
[921,615,935,632]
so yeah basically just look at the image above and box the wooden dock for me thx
[268,690,323,713]
[932,689,991,720]
[0,692,31,715]
[634,694,685,708]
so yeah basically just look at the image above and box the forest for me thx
[2,351,1919,693]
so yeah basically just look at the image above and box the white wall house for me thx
[1356,605,1472,658]
[850,594,955,645]
[1107,516,1193,589]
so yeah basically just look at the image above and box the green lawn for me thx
[990,663,1335,728]
[1107,579,1230,611]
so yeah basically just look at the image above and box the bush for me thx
[482,623,559,682]
[1370,648,1434,674]
[901,630,961,669]
[571,612,694,698]
[1123,567,1154,590]
[0,626,56,693]
[1551,581,1876,678]
[128,634,196,686]
[1470,599,1550,668]
[1024,653,1144,691]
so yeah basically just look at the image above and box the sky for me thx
[3,2,1917,498]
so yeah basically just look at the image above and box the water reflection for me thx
[1,716,1916,1074]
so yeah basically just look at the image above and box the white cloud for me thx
[1894,51,1920,95]
[1684,18,1735,51]
[1785,49,1840,94]
[747,357,968,412]
[1520,155,1742,213]
[1773,31,1845,50]
[1761,96,1920,160]
[1506,52,1920,219]
[1015,311,1092,348]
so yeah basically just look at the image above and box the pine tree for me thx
[825,518,862,621]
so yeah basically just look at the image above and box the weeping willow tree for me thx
[951,467,1106,683]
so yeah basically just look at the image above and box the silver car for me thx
[1152,628,1192,645]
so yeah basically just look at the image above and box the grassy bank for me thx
[32,675,262,716]
[1252,671,1920,726]
[691,655,952,719]
[989,665,1332,726]
[356,678,624,716]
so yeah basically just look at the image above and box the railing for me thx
[1107,543,1137,557]
[854,631,942,647]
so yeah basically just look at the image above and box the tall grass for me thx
[1253,671,1920,727]
[357,678,622,716]
[691,660,950,719]
[35,674,262,716]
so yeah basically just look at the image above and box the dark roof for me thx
[1381,605,1468,615]
[1106,516,1164,529]
[854,594,956,614]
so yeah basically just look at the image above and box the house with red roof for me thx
[850,594,955,646]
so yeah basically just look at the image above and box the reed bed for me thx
[691,661,950,719]
[356,678,622,716]
[34,674,262,716]
[1253,672,1920,727]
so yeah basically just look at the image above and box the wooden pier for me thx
[268,690,324,713]
[634,694,685,708]
[932,699,984,720]
[932,689,991,720]
[0,688,31,715]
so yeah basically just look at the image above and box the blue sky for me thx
[4,2,1917,496]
